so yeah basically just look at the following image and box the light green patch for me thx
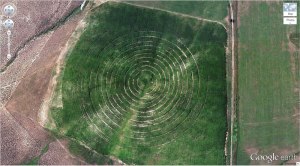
[237,1,300,164]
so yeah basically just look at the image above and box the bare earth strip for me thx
[38,16,88,127]
[0,107,41,165]
[229,1,237,165]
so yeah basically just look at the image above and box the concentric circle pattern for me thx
[81,31,204,147]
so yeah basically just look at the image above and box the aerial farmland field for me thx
[3,0,300,165]
[50,2,228,165]
[237,1,300,165]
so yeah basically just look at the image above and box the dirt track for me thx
[123,2,227,31]
[229,1,237,165]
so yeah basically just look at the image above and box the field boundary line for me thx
[121,1,227,31]
[229,1,236,165]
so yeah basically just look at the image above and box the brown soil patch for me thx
[5,9,84,122]
[0,108,42,165]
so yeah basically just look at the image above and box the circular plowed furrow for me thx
[78,31,205,147]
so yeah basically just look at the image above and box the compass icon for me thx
[2,3,16,18]
[3,19,14,29]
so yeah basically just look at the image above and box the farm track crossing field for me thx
[127,1,228,22]
[237,1,300,165]
[51,2,227,164]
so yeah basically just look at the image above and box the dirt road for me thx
[229,1,237,165]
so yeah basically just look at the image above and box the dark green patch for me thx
[68,140,114,165]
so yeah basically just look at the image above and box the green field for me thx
[127,1,228,22]
[237,1,300,164]
[51,2,228,164]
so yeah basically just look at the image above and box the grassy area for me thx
[237,1,300,164]
[127,1,228,22]
[52,2,227,164]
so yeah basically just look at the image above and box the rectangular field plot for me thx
[50,2,228,165]
[237,1,300,165]
[126,1,228,22]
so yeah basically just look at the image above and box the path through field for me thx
[122,2,227,31]
[229,1,236,165]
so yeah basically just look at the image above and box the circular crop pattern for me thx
[81,31,205,147]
